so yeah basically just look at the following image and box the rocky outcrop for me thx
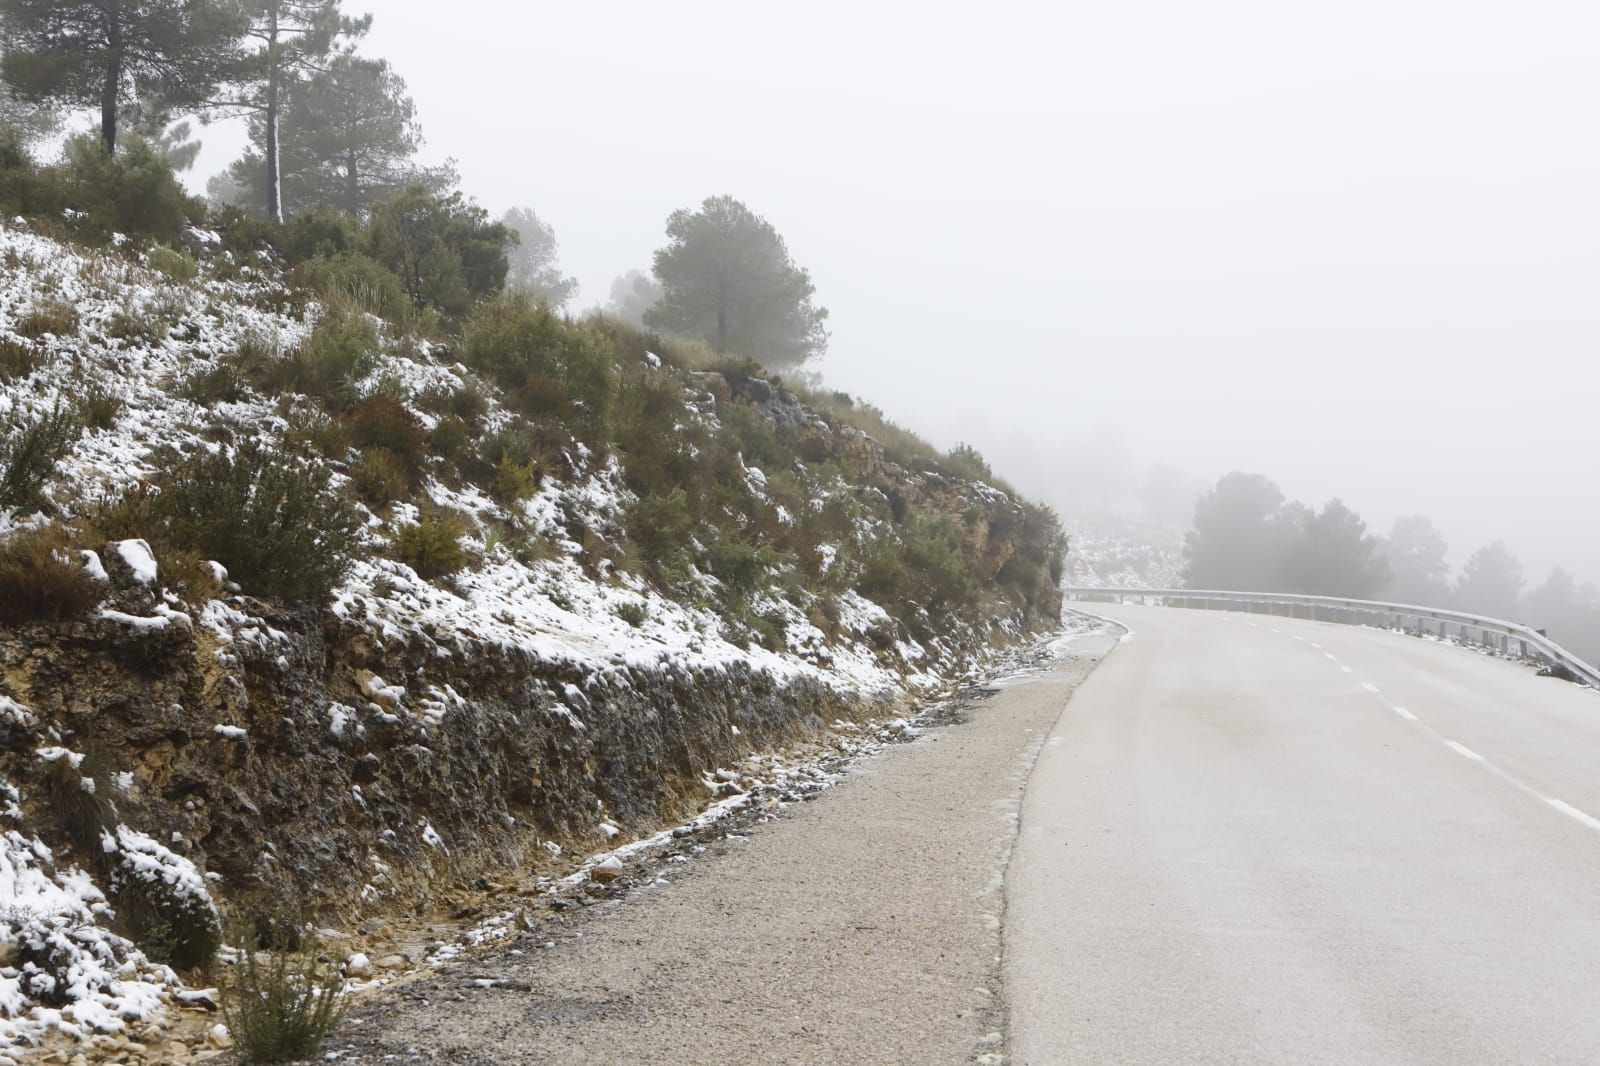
[0,597,886,924]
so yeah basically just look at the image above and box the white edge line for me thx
[1547,798,1600,833]
[1391,706,1417,721]
[1443,740,1484,762]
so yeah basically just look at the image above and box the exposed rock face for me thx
[0,602,874,921]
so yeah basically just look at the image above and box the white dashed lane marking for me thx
[1267,618,1600,837]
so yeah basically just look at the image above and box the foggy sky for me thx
[191,0,1600,585]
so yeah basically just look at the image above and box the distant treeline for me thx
[1183,472,1600,664]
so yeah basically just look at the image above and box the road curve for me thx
[1007,603,1600,1066]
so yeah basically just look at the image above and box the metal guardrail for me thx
[1063,586,1600,690]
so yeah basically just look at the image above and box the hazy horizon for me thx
[176,0,1599,586]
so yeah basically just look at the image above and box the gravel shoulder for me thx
[327,632,1118,1065]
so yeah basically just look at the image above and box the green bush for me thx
[0,133,65,220]
[610,366,707,501]
[391,512,469,579]
[0,404,80,513]
[278,208,363,263]
[613,601,648,627]
[941,443,992,483]
[367,186,511,318]
[350,447,410,506]
[345,397,427,484]
[419,378,490,425]
[269,311,378,407]
[490,456,537,505]
[293,253,413,324]
[60,134,195,245]
[463,294,613,440]
[427,415,472,464]
[628,490,693,573]
[901,514,971,608]
[135,444,362,603]
[147,246,198,283]
[223,931,345,1064]
[0,524,103,625]
[707,536,784,595]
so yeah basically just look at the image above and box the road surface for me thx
[1009,603,1600,1065]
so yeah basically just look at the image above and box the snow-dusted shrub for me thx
[0,524,103,624]
[14,296,79,340]
[105,827,221,971]
[146,246,197,283]
[350,447,409,507]
[0,337,41,382]
[132,444,362,603]
[346,396,427,484]
[391,511,469,580]
[262,310,378,408]
[292,252,411,324]
[37,747,116,855]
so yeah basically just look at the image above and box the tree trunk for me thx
[100,1,123,153]
[345,150,358,214]
[264,5,284,223]
[716,280,727,354]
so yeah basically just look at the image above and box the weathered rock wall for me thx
[1,606,886,924]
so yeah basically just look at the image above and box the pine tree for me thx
[647,196,828,369]
[221,52,442,218]
[1456,541,1524,620]
[502,206,577,307]
[0,0,244,153]
[223,0,368,221]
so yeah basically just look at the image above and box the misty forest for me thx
[0,1,1595,1064]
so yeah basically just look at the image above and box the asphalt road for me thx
[1008,603,1600,1065]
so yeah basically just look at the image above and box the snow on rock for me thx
[212,725,247,741]
[357,671,406,709]
[107,540,158,586]
[78,551,109,585]
[0,698,31,729]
